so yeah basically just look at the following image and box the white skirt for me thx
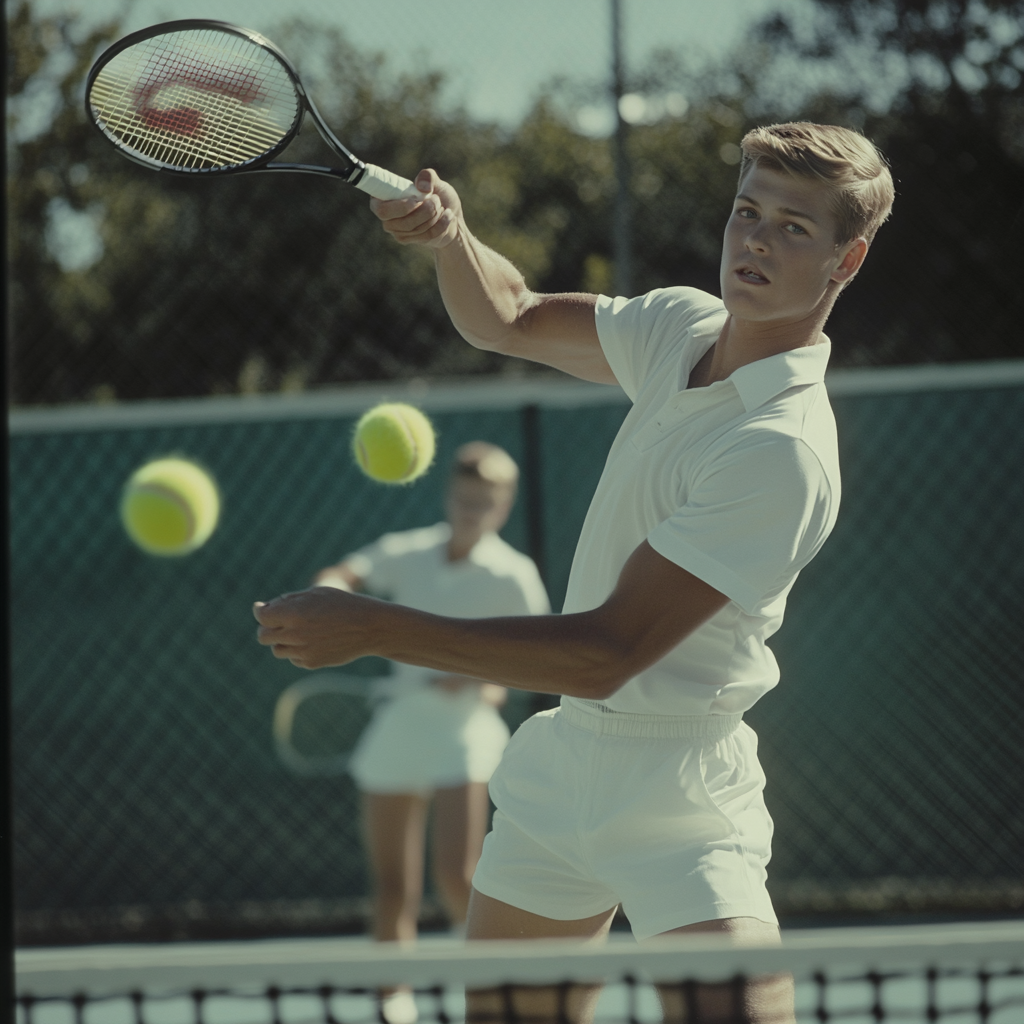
[349,686,511,793]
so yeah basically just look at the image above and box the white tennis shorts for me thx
[349,686,511,793]
[472,700,778,940]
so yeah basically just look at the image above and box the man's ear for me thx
[832,237,869,287]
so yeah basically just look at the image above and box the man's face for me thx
[720,163,864,325]
[445,477,512,538]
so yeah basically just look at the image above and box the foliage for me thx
[7,0,1023,406]
[749,0,1024,364]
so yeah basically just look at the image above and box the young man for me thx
[314,442,548,1024]
[255,123,894,1022]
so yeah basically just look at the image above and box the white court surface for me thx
[15,922,1024,1023]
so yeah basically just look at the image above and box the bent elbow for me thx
[588,680,621,701]
[581,659,635,701]
[455,323,516,355]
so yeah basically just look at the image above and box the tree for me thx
[7,2,125,402]
[749,0,1024,365]
[10,0,1020,406]
[562,0,1024,366]
[6,8,569,404]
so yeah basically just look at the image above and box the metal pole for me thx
[611,0,632,297]
[520,402,559,714]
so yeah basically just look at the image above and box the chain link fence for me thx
[10,365,1024,944]
[8,0,1024,947]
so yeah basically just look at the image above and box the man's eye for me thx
[737,208,756,219]
[786,223,807,234]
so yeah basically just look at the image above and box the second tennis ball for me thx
[353,402,436,484]
[120,456,220,556]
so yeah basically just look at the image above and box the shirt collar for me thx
[729,339,832,412]
[678,310,727,390]
[678,309,832,411]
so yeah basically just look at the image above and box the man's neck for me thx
[690,307,829,389]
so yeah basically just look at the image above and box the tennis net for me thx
[14,921,1024,1024]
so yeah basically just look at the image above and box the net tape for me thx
[15,923,1024,1023]
[90,28,298,171]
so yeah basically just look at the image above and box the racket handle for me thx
[356,164,420,200]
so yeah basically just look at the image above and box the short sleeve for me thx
[595,287,727,401]
[647,436,837,614]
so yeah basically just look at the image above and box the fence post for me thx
[520,402,546,585]
[520,401,558,714]
[611,0,632,297]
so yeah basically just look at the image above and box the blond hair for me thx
[739,122,894,244]
[451,441,519,491]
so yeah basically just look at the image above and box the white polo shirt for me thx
[346,523,550,693]
[562,286,840,717]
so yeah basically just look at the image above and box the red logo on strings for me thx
[134,59,264,138]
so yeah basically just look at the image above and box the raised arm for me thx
[372,170,616,385]
[254,541,729,700]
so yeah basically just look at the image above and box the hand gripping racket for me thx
[85,20,420,200]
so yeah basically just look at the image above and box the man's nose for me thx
[745,224,769,253]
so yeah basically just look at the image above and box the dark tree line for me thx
[751,0,1024,364]
[7,0,1023,405]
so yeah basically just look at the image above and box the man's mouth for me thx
[735,265,770,284]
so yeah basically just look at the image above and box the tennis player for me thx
[255,122,893,1023]
[314,442,548,1022]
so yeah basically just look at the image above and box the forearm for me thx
[433,223,532,353]
[255,543,729,686]
[371,173,609,380]
[360,597,630,700]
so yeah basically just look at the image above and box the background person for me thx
[314,442,548,963]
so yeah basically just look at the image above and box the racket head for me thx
[272,672,376,777]
[86,20,316,176]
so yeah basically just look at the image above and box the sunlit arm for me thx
[433,229,614,384]
[254,541,729,699]
[371,168,615,384]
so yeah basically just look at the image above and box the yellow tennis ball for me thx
[353,402,436,484]
[120,456,220,556]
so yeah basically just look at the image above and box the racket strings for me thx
[89,28,300,172]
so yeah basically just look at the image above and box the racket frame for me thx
[85,19,371,183]
[272,672,377,777]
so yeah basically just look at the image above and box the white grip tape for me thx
[356,164,420,200]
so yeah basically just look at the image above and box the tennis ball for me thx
[353,402,436,484]
[120,456,220,556]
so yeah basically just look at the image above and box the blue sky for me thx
[35,0,806,127]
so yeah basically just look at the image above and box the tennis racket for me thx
[272,672,379,778]
[85,19,420,199]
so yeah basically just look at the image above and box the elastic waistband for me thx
[559,699,743,740]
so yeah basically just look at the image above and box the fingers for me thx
[371,167,460,248]
[372,194,448,243]
[253,596,300,643]
[268,642,319,670]
[415,167,440,192]
[252,596,289,625]
[268,641,336,671]
[254,619,312,665]
[253,587,366,670]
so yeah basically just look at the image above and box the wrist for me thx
[345,591,395,659]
